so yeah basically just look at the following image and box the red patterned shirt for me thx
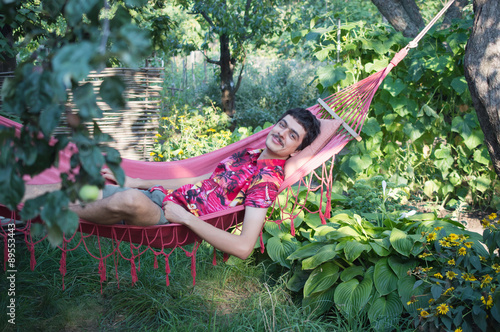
[156,149,286,217]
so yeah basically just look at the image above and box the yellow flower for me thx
[419,252,432,258]
[482,295,494,309]
[458,247,467,256]
[433,272,443,279]
[427,232,437,241]
[443,287,455,295]
[434,226,443,231]
[436,303,449,315]
[447,259,455,266]
[455,328,463,332]
[446,271,457,280]
[178,150,184,155]
[480,256,487,262]
[483,219,491,227]
[461,273,477,282]
[158,154,164,158]
[489,213,497,220]
[423,267,433,272]
[420,310,430,318]
[448,233,459,242]
[150,152,155,156]
[481,274,493,288]
[439,239,451,247]
[464,242,473,248]
[161,117,168,120]
[155,133,162,137]
[207,128,216,132]
[429,298,435,304]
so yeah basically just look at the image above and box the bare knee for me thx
[108,189,160,225]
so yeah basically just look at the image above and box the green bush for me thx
[297,14,499,210]
[260,176,485,330]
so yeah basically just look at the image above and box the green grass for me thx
[1,236,359,331]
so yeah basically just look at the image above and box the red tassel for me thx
[130,259,138,285]
[29,244,36,271]
[59,250,67,291]
[191,254,196,286]
[260,232,265,253]
[153,255,158,269]
[99,259,106,283]
[165,256,170,286]
[290,219,295,237]
[223,252,229,262]
[212,249,217,266]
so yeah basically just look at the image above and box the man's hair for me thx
[278,108,321,151]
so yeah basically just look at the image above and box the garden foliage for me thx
[296,15,498,210]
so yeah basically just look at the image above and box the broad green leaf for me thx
[304,213,323,229]
[367,292,403,330]
[326,226,361,240]
[302,286,336,317]
[361,117,381,136]
[383,76,405,97]
[340,265,364,282]
[369,240,390,256]
[403,122,425,142]
[398,275,431,314]
[389,228,413,257]
[374,258,398,295]
[388,256,417,278]
[301,244,338,270]
[451,76,468,95]
[348,154,372,173]
[52,42,95,88]
[464,129,483,150]
[473,148,490,166]
[287,242,325,261]
[286,266,310,292]
[423,180,440,198]
[266,235,298,268]
[73,83,100,120]
[364,59,389,73]
[100,76,126,110]
[303,263,340,297]
[473,175,491,193]
[317,65,347,90]
[344,240,371,262]
[264,221,285,238]
[64,0,99,27]
[334,276,373,318]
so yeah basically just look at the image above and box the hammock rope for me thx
[0,1,456,289]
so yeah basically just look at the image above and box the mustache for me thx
[273,134,284,147]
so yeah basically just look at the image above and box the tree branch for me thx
[234,49,247,94]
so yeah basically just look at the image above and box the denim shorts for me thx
[102,185,169,225]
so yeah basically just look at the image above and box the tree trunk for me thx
[0,24,16,72]
[464,0,500,176]
[442,0,470,29]
[219,33,236,118]
[370,0,425,38]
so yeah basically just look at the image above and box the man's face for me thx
[265,115,306,159]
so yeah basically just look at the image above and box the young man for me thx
[29,108,321,259]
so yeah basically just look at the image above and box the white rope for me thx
[407,0,457,49]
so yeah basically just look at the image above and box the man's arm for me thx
[101,168,212,190]
[163,202,267,260]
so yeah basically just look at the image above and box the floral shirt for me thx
[155,148,286,217]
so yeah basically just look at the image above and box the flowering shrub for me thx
[409,213,500,332]
[150,105,233,161]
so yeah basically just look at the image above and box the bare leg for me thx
[24,184,161,226]
[70,189,162,226]
[23,183,64,202]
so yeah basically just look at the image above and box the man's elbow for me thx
[233,244,255,260]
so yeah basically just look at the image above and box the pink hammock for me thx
[0,47,410,290]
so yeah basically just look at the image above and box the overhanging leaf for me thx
[389,228,413,257]
[334,276,373,318]
[303,262,340,297]
[374,257,398,295]
[367,292,403,330]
